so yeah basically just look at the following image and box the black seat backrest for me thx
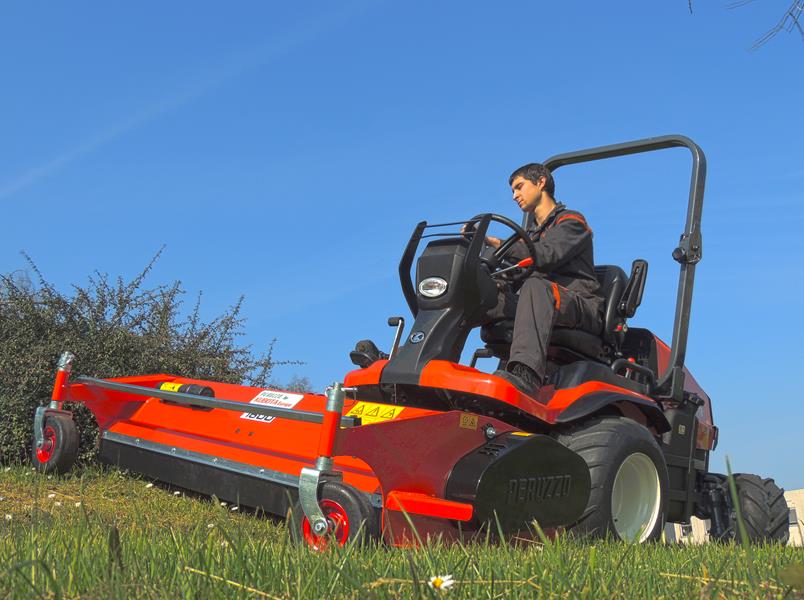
[594,265,628,345]
[619,259,648,318]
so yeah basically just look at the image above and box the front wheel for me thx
[713,474,790,544]
[289,481,379,551]
[556,416,669,542]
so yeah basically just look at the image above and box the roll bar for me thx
[535,134,706,401]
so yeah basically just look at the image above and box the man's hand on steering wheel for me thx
[460,222,502,249]
[463,213,538,283]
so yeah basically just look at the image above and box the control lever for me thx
[491,257,533,278]
[388,316,405,359]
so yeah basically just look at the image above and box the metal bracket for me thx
[672,231,702,265]
[33,407,73,449]
[299,467,328,535]
[299,466,343,535]
[56,351,75,372]
[33,406,47,449]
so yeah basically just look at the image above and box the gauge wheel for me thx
[31,414,79,474]
[289,481,379,551]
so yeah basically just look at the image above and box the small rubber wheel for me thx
[556,416,669,542]
[715,474,790,544]
[289,481,378,551]
[31,415,79,474]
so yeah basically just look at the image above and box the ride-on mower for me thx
[31,135,789,547]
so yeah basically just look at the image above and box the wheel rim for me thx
[36,425,57,463]
[301,499,350,551]
[611,452,661,542]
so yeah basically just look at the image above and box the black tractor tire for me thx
[555,416,669,542]
[289,481,379,551]
[716,474,789,544]
[31,415,79,474]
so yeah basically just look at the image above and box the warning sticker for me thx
[459,413,478,430]
[240,389,304,423]
[346,402,405,425]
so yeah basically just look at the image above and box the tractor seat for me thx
[480,261,647,363]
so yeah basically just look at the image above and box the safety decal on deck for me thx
[240,390,304,423]
[459,413,478,430]
[345,402,405,425]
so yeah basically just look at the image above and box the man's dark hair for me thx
[509,163,555,196]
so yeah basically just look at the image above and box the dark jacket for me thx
[511,203,602,300]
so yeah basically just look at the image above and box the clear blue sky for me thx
[2,2,802,488]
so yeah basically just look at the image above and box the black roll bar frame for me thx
[534,134,706,401]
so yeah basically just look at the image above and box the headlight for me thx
[418,277,448,298]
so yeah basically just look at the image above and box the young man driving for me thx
[486,163,604,397]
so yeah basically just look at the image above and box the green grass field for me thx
[1,466,802,599]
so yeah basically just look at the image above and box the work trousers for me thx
[483,275,604,382]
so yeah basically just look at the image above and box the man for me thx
[486,163,604,396]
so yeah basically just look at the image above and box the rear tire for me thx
[715,474,789,544]
[556,416,668,542]
[289,481,378,551]
[31,415,79,474]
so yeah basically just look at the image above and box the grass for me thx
[1,465,802,599]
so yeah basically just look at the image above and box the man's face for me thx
[510,175,544,213]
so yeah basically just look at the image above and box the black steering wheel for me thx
[464,213,538,283]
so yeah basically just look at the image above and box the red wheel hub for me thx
[301,499,350,551]
[36,425,57,463]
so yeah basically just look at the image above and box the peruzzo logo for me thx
[506,474,572,505]
[240,390,304,423]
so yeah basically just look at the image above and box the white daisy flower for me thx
[145,483,154,488]
[207,523,215,529]
[230,506,239,512]
[74,502,82,507]
[173,491,181,496]
[47,493,56,499]
[427,575,455,592]
[4,514,12,521]
[220,501,227,507]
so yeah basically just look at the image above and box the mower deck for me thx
[50,367,592,546]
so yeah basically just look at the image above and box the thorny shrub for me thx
[0,250,309,464]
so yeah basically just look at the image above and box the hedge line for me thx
[0,251,307,463]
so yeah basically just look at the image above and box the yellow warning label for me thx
[159,382,183,392]
[510,431,533,437]
[459,414,478,430]
[346,402,405,425]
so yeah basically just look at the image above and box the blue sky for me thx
[2,2,803,488]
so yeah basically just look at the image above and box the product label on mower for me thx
[345,402,405,425]
[240,390,304,423]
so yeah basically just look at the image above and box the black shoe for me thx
[493,362,542,397]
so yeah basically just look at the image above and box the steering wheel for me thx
[464,213,538,283]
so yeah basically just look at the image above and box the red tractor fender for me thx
[553,390,670,434]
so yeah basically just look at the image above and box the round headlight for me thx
[418,277,448,298]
